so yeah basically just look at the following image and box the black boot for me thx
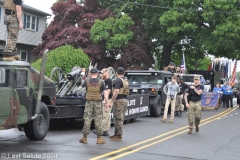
[174,111,179,116]
[178,111,182,117]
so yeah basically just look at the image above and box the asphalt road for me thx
[0,101,240,160]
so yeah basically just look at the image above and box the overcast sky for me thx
[23,0,56,22]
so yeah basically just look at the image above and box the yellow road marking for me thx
[90,107,235,160]
[107,107,238,160]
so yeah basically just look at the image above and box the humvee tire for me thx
[149,95,162,117]
[24,102,50,140]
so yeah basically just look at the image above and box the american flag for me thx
[231,59,237,85]
[181,53,186,74]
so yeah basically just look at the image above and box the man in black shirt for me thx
[108,67,128,141]
[93,68,113,136]
[4,0,22,59]
[175,77,188,117]
[79,68,107,144]
[184,75,204,134]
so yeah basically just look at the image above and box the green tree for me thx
[31,45,90,77]
[97,0,240,69]
[159,0,240,61]
[90,14,134,50]
[171,52,211,71]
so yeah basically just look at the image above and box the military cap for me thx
[169,62,176,67]
[90,67,99,73]
[194,75,200,80]
[117,67,125,74]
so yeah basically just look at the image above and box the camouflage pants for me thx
[82,100,103,135]
[175,94,184,111]
[6,15,19,52]
[113,99,128,136]
[102,99,112,133]
[187,101,202,129]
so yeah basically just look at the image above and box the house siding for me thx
[0,1,50,63]
[0,5,47,46]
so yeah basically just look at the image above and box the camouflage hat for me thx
[90,68,99,73]
[194,75,200,80]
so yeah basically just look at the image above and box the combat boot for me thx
[97,136,106,144]
[178,111,182,117]
[174,111,178,116]
[3,54,20,61]
[188,128,193,134]
[109,135,123,141]
[79,134,88,144]
[160,118,166,123]
[195,126,199,132]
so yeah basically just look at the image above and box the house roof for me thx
[0,0,51,16]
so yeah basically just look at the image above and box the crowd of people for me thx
[213,81,234,110]
[164,62,184,77]
[160,75,203,134]
[79,67,129,144]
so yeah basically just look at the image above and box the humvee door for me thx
[0,67,12,118]
[13,68,32,118]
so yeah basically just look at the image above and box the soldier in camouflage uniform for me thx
[79,68,107,144]
[184,75,204,134]
[3,0,22,60]
[108,67,128,141]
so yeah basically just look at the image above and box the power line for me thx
[112,0,240,14]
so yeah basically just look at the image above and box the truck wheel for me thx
[149,95,162,117]
[24,102,50,140]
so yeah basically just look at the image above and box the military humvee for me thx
[125,69,173,117]
[0,51,55,140]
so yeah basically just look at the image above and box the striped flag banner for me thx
[231,59,237,85]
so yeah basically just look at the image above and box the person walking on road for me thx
[175,77,188,117]
[108,67,129,141]
[79,68,107,144]
[161,75,180,123]
[93,68,113,136]
[184,75,204,134]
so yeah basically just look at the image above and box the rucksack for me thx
[120,78,129,96]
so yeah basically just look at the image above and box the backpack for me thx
[120,78,129,96]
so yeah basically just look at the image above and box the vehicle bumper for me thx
[47,105,85,119]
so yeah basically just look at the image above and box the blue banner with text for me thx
[201,92,219,107]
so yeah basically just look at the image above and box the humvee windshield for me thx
[127,73,163,84]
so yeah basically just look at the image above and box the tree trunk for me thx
[160,41,174,70]
[194,59,198,70]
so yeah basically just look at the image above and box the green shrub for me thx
[31,45,90,77]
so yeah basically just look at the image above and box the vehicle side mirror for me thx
[0,67,5,83]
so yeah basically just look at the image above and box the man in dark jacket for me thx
[175,77,188,117]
